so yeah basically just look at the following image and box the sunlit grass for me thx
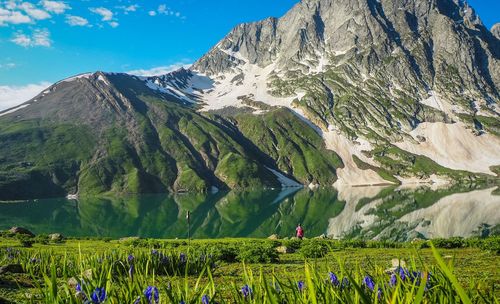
[0,237,498,303]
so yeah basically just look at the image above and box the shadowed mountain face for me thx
[0,0,499,199]
[0,73,343,199]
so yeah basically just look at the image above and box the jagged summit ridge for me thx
[192,0,498,108]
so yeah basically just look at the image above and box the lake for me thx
[0,185,499,241]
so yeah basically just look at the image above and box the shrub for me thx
[299,240,328,258]
[33,234,49,245]
[340,239,367,249]
[432,237,465,249]
[237,242,279,263]
[283,238,303,251]
[18,236,35,248]
[207,244,239,263]
[477,237,500,253]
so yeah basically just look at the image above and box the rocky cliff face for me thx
[492,23,500,40]
[193,0,499,117]
[189,0,500,184]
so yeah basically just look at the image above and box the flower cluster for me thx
[241,284,252,299]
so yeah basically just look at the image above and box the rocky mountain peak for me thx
[492,23,500,40]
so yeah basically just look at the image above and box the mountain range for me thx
[0,0,499,200]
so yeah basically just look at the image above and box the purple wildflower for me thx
[363,276,375,291]
[390,273,397,287]
[201,294,210,304]
[341,277,349,290]
[297,281,305,292]
[241,284,252,298]
[180,253,187,263]
[129,264,134,279]
[329,272,339,286]
[128,254,134,263]
[90,287,106,304]
[398,267,407,281]
[144,286,159,304]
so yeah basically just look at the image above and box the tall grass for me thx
[0,241,496,303]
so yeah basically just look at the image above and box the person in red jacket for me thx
[296,224,304,239]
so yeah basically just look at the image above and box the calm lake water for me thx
[0,185,499,241]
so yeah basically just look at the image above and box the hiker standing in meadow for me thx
[296,224,304,240]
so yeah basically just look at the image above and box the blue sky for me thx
[0,0,499,110]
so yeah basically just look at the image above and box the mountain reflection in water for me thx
[0,186,498,241]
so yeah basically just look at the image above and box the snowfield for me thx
[395,122,500,175]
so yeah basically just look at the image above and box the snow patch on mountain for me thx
[395,122,500,175]
[0,104,30,117]
[266,167,302,188]
[60,73,93,83]
[323,126,390,187]
[198,61,303,111]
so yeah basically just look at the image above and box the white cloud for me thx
[66,15,88,27]
[157,4,167,14]
[0,82,52,112]
[19,2,51,20]
[149,4,182,18]
[127,63,192,77]
[5,1,17,10]
[0,62,16,69]
[123,4,139,12]
[11,29,52,48]
[109,21,119,28]
[89,7,113,21]
[41,0,70,14]
[0,8,32,26]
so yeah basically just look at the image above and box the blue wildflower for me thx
[90,287,106,304]
[425,272,432,291]
[129,264,134,279]
[180,253,187,263]
[128,254,134,263]
[363,276,375,291]
[160,254,169,265]
[390,273,397,287]
[201,294,210,304]
[328,272,339,286]
[179,301,185,304]
[241,284,252,298]
[144,286,159,304]
[398,267,407,281]
[151,249,159,255]
[341,277,349,290]
[133,296,141,304]
[297,281,305,292]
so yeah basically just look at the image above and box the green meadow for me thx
[0,235,499,303]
